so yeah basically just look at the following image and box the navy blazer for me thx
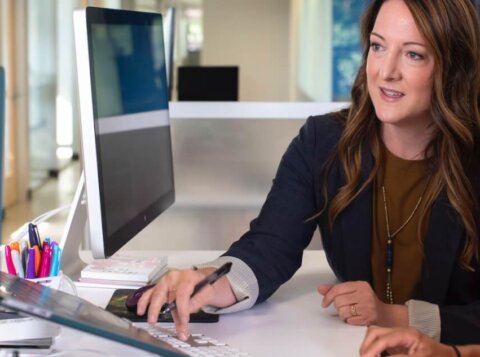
[223,114,480,344]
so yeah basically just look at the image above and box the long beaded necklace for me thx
[381,186,423,304]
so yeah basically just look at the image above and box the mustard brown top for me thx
[372,144,430,304]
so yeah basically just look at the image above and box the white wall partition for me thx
[125,102,348,251]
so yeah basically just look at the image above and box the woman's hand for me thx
[318,281,407,327]
[359,326,455,357]
[136,267,236,341]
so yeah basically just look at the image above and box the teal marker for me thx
[49,245,61,277]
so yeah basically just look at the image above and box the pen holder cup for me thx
[26,272,77,296]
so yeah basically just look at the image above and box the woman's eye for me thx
[370,43,382,51]
[407,51,424,60]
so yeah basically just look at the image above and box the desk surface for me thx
[54,250,365,356]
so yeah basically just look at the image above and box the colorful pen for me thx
[33,245,41,276]
[27,248,36,279]
[56,247,62,275]
[38,242,51,278]
[4,246,17,275]
[43,237,51,250]
[34,225,42,248]
[10,242,20,253]
[11,250,24,278]
[28,223,39,248]
[49,244,60,277]
[46,243,54,276]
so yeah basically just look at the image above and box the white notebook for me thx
[80,254,168,283]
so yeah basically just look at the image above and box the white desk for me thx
[53,250,366,356]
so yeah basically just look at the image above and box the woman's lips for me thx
[380,87,405,101]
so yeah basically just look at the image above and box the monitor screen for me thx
[73,7,174,259]
[177,66,239,101]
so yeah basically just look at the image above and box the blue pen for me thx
[28,223,41,248]
[56,247,62,274]
[50,245,60,277]
[28,223,37,247]
[34,224,42,249]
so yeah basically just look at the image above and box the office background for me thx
[3,0,478,250]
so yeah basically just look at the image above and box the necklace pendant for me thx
[386,238,393,268]
[382,184,424,306]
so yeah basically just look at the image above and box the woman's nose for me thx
[380,54,401,81]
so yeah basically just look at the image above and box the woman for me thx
[138,0,480,345]
[360,326,480,357]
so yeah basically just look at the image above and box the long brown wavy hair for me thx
[326,0,480,270]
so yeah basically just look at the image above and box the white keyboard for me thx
[134,323,250,357]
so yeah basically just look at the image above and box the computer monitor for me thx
[177,66,239,101]
[163,7,176,100]
[60,7,174,277]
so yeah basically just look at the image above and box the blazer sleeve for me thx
[439,262,480,344]
[221,115,340,304]
[440,301,480,344]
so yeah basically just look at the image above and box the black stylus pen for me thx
[160,261,233,314]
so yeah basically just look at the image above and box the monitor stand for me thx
[59,171,89,279]
[59,172,169,282]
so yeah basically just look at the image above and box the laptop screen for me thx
[0,272,186,357]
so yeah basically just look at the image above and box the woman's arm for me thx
[221,115,341,304]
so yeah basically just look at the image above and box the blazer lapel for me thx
[340,184,374,282]
[338,143,374,282]
[420,191,463,303]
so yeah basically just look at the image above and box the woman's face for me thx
[366,0,435,130]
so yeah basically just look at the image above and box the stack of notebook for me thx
[78,253,168,288]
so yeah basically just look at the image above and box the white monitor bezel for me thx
[73,8,104,258]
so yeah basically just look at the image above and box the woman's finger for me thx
[322,282,357,307]
[360,328,418,357]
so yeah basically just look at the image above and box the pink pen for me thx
[4,245,17,275]
[38,243,51,278]
[45,243,54,276]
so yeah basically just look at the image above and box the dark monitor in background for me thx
[62,7,174,277]
[177,66,239,101]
